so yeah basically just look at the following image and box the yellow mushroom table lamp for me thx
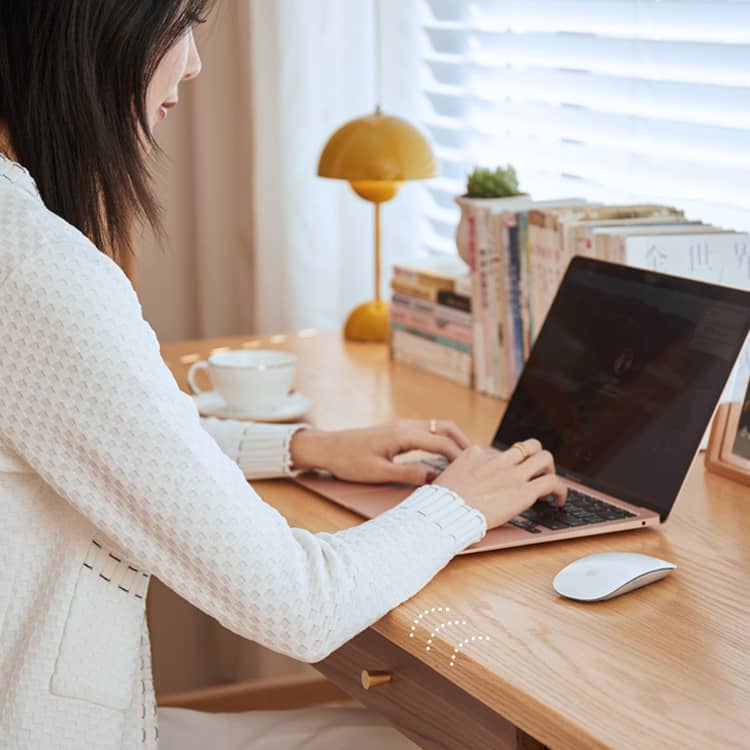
[317,107,438,342]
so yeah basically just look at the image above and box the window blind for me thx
[417,0,750,255]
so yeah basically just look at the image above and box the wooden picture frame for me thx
[705,381,750,486]
[730,377,750,468]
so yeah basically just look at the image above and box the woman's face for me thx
[146,27,202,133]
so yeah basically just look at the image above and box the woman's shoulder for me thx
[0,175,126,294]
[1,175,87,256]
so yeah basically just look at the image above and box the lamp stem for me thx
[373,0,382,110]
[374,202,381,303]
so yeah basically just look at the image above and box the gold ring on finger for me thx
[512,442,529,460]
[429,419,438,434]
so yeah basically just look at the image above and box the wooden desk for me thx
[162,330,750,750]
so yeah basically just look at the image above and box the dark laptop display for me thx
[493,257,750,520]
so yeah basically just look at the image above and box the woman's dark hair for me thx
[0,1,211,266]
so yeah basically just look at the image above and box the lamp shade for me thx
[317,111,437,182]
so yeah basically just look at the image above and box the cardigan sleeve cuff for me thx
[200,417,309,480]
[398,484,487,553]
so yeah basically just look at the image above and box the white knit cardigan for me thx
[0,157,486,750]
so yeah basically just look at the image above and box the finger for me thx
[504,438,544,466]
[431,420,472,450]
[528,474,568,506]
[504,445,526,465]
[400,431,463,461]
[383,460,433,487]
[518,450,555,481]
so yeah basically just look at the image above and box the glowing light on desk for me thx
[409,606,490,666]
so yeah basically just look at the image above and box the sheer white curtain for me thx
[248,0,423,334]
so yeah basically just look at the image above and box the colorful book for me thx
[492,199,587,397]
[389,306,472,349]
[391,329,472,387]
[465,201,485,391]
[613,231,750,287]
[591,222,711,262]
[437,289,471,313]
[390,279,472,311]
[527,205,684,343]
[392,255,470,292]
[390,322,472,353]
[390,294,471,328]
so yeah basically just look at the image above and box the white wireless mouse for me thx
[553,552,676,602]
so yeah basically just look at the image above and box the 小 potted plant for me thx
[455,165,527,264]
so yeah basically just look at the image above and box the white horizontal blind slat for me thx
[417,0,750,255]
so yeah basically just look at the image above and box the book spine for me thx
[731,235,750,291]
[390,278,440,302]
[475,204,494,393]
[392,266,456,292]
[467,203,487,392]
[561,223,576,283]
[392,329,472,387]
[526,210,545,346]
[530,212,556,343]
[623,233,750,287]
[541,215,563,329]
[502,214,520,397]
[575,225,596,258]
[454,274,473,298]
[508,221,524,391]
[389,307,473,348]
[608,234,626,265]
[436,289,472,313]
[593,231,610,262]
[390,322,472,354]
[518,210,533,362]
[393,350,472,387]
[391,294,472,327]
[487,211,504,397]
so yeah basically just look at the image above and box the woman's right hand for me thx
[434,439,567,530]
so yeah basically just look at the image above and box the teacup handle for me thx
[187,360,211,395]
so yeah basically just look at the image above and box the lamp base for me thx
[344,300,390,342]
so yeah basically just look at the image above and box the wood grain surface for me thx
[162,330,750,750]
[314,628,520,750]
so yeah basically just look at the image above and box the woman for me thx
[0,3,564,749]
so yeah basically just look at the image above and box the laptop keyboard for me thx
[418,458,636,534]
[509,489,636,533]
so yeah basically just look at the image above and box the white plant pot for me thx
[454,194,528,265]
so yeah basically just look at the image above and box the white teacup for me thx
[187,349,297,412]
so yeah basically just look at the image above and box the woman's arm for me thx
[199,416,308,479]
[0,240,486,662]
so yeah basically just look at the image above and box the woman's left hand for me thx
[290,419,472,485]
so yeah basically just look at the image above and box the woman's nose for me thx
[183,29,203,81]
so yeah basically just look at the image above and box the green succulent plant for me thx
[465,165,520,198]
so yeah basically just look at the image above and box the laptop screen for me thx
[493,257,750,520]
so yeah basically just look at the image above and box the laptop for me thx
[297,257,750,554]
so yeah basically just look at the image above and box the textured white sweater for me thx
[0,156,486,750]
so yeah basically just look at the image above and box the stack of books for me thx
[464,197,750,399]
[389,256,473,386]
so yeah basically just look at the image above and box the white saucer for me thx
[192,390,313,422]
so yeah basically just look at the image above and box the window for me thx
[415,0,750,256]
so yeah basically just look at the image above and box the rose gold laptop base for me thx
[294,472,660,555]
